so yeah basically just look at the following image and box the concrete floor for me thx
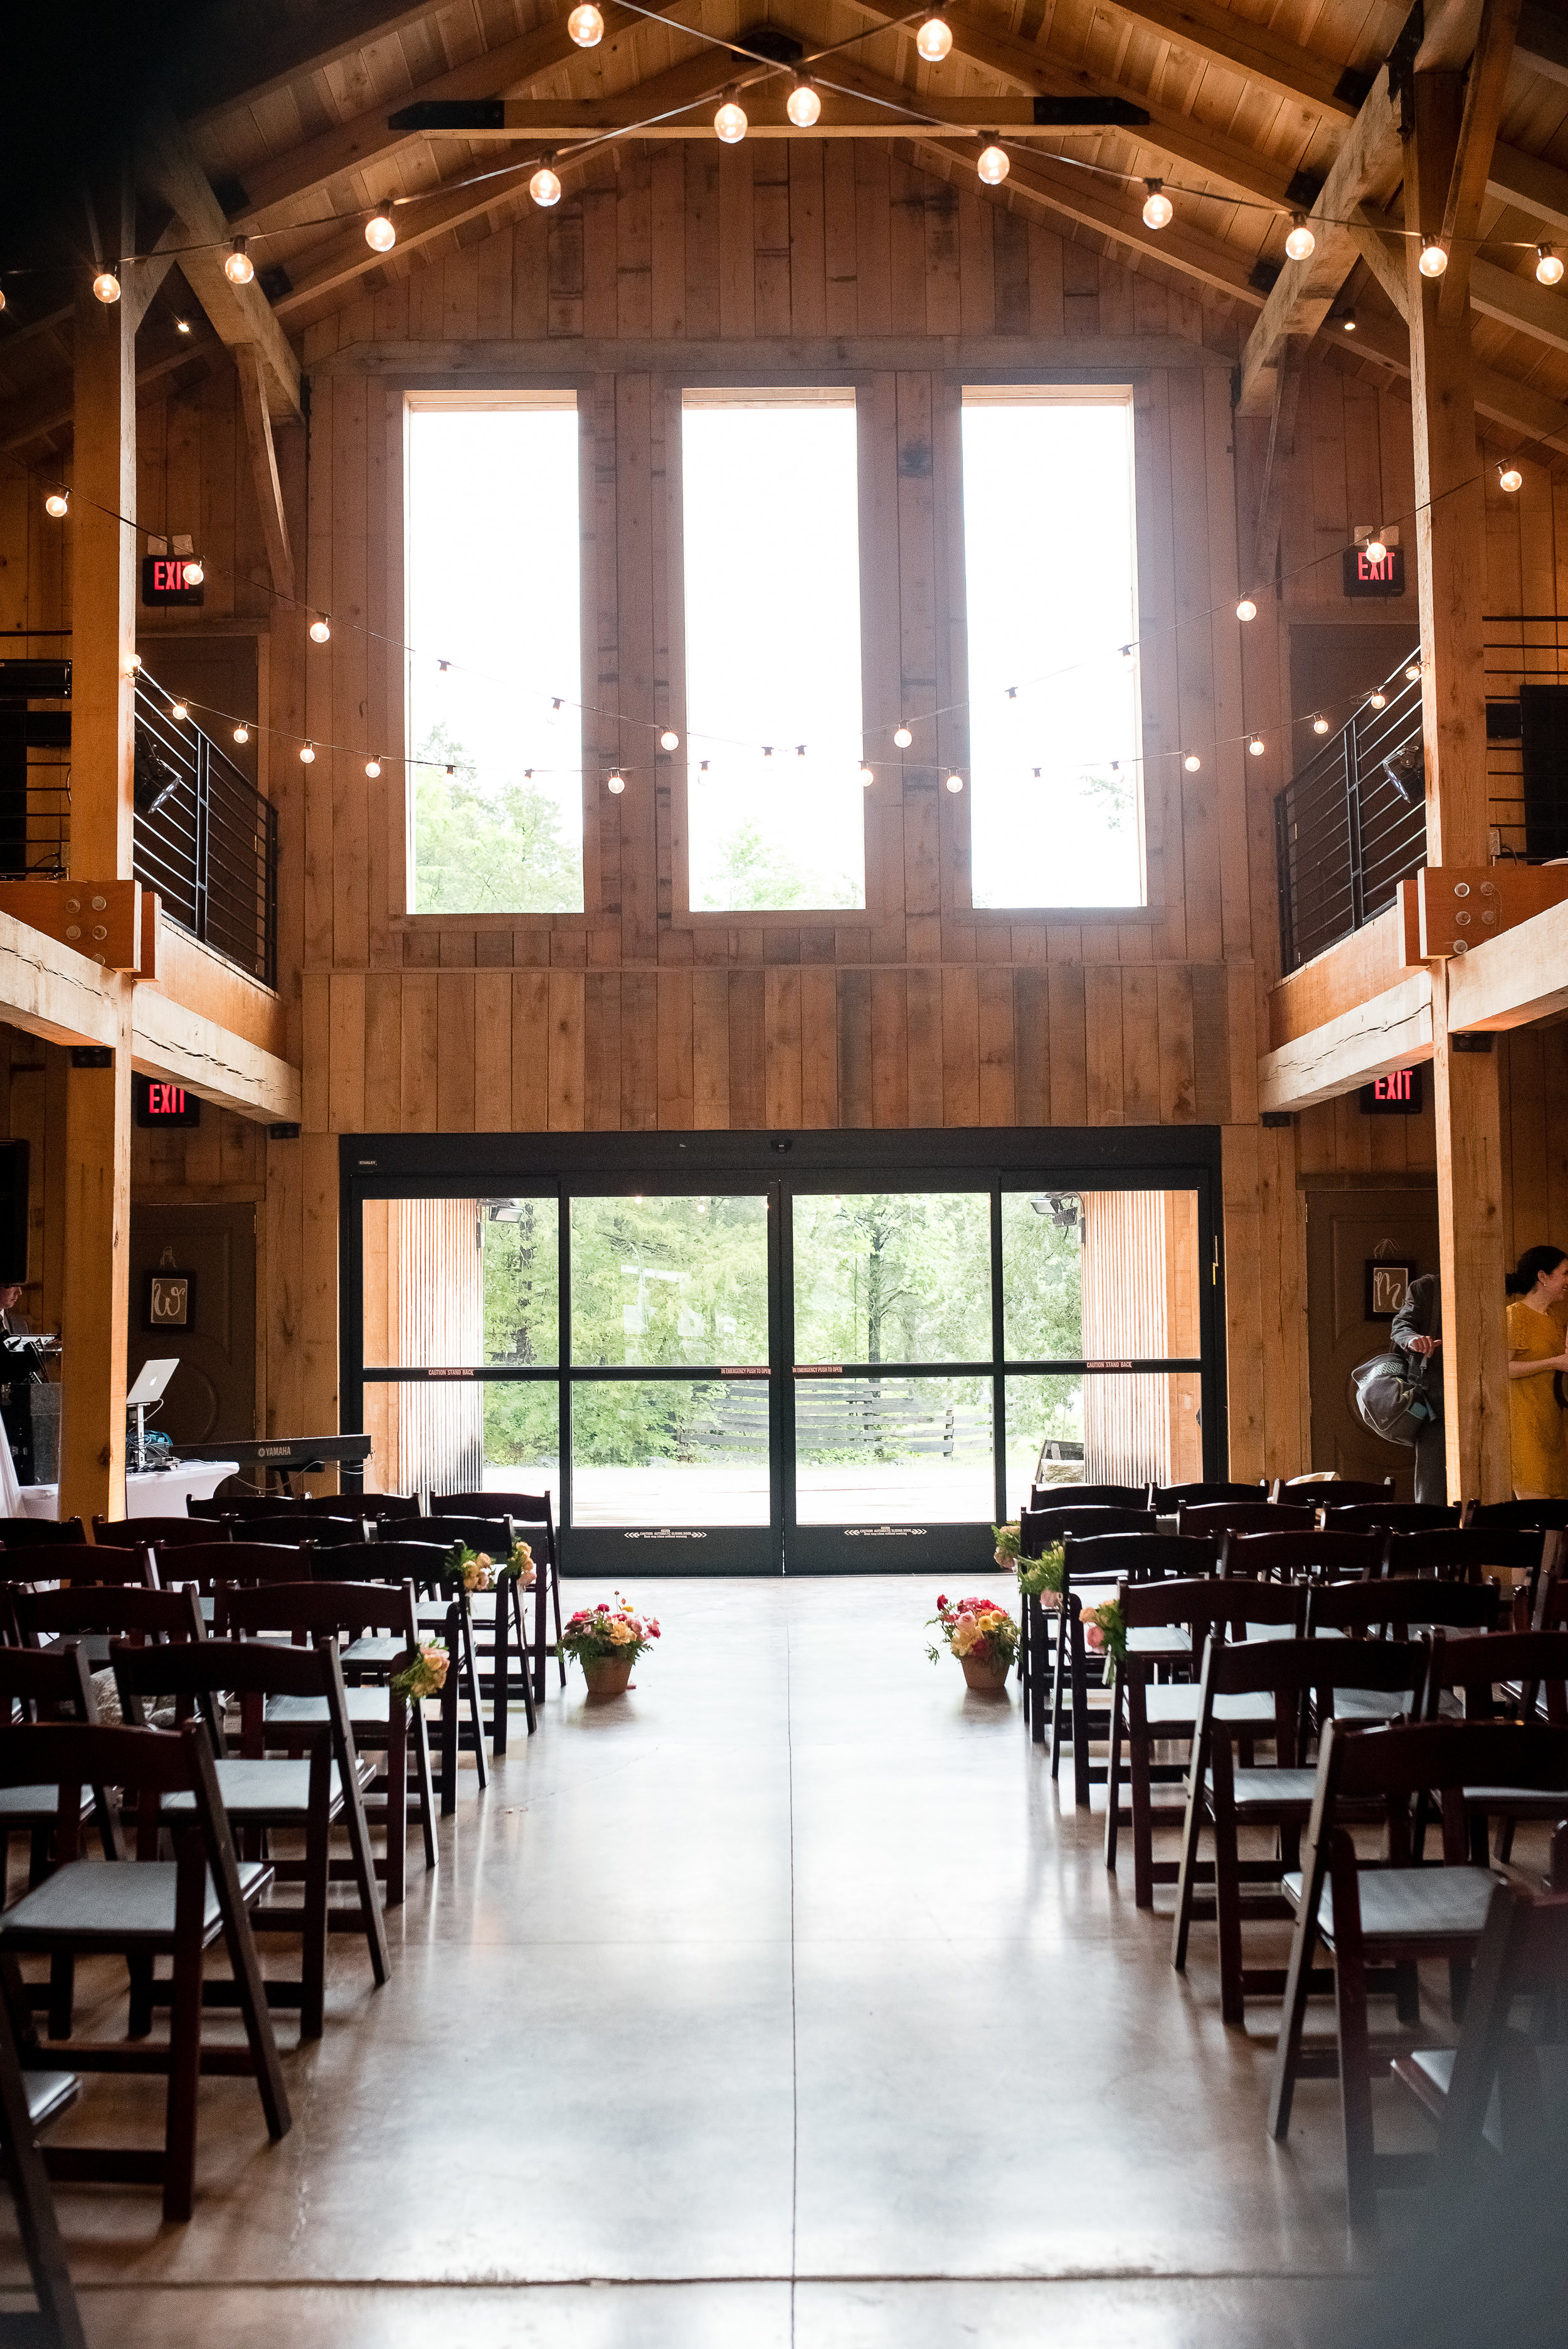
[1,1577,1445,2346]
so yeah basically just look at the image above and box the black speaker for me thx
[0,1141,29,1286]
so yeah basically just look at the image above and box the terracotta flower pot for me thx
[581,1654,634,1699]
[960,1653,1011,1694]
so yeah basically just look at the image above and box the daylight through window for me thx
[682,390,866,912]
[405,395,585,914]
[961,389,1142,909]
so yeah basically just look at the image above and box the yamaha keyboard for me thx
[174,1434,373,1492]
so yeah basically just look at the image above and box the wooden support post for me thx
[58,174,137,1524]
[1405,71,1511,1501]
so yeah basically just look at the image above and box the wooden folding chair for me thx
[1267,1719,1568,2228]
[421,1509,532,1744]
[0,1645,107,1901]
[112,1635,390,2040]
[1422,1630,1568,1862]
[1222,1527,1383,1584]
[1018,1502,1153,1747]
[90,1516,218,1551]
[0,1963,85,2349]
[0,1721,290,2222]
[9,1585,206,1689]
[1391,1870,1568,2192]
[1105,1576,1305,1904]
[1176,1501,1315,1540]
[1271,1477,1394,1505]
[9,1546,157,1591]
[1384,1527,1559,1625]
[1148,1482,1266,1511]
[1052,1531,1217,1804]
[1319,1502,1461,1534]
[1305,1577,1500,1725]
[1463,1497,1568,1535]
[0,1522,86,1553]
[1171,1633,1426,2023]
[1028,1482,1147,1511]
[432,1489,564,1712]
[215,1582,436,1906]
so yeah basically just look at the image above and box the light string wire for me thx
[0,436,1524,782]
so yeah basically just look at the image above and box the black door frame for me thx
[339,1127,1227,1575]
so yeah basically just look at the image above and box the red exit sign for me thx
[140,555,204,608]
[1360,1067,1422,1115]
[134,1076,202,1128]
[1342,545,1406,598]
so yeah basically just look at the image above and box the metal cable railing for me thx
[1483,615,1568,864]
[1274,652,1426,973]
[132,676,278,987]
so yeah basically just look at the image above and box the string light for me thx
[1284,213,1315,262]
[364,210,396,253]
[365,755,381,777]
[1538,244,1564,287]
[170,701,188,721]
[699,760,709,774]
[1312,713,1330,734]
[607,770,626,793]
[659,728,679,750]
[1248,734,1265,756]
[1340,309,1358,332]
[299,740,315,762]
[1417,236,1448,278]
[437,659,451,681]
[787,78,821,127]
[1363,526,1388,564]
[763,745,774,759]
[1236,597,1257,622]
[1367,689,1387,711]
[0,289,7,314]
[916,8,953,61]
[531,162,563,208]
[893,723,913,748]
[1141,179,1173,231]
[977,141,1009,187]
[859,764,874,786]
[1184,752,1200,771]
[126,654,142,675]
[1404,661,1422,682]
[309,615,332,643]
[568,1,604,43]
[945,771,965,792]
[233,724,250,744]
[445,763,455,778]
[1498,461,1523,492]
[92,270,121,304]
[175,317,192,334]
[183,559,204,586]
[715,93,748,143]
[224,238,255,286]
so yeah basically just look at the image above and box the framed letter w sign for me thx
[145,1272,194,1330]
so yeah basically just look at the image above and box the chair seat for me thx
[341,1635,410,1667]
[0,1785,90,1823]
[1461,1784,1568,1815]
[1212,1766,1320,1812]
[164,1758,346,1821]
[0,1857,273,1948]
[265,1691,388,1731]
[1282,1863,1496,1947]
[1143,1688,1276,1728]
[24,2069,78,2130]
[1331,1687,1451,1721]
[1126,1626,1191,1655]
[1407,2047,1505,2152]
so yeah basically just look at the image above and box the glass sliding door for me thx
[342,1135,1222,1574]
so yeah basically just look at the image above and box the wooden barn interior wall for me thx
[5,146,1567,1490]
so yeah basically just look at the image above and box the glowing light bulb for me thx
[1404,662,1422,682]
[1284,213,1315,263]
[977,142,1009,187]
[859,765,874,786]
[1142,179,1173,231]
[171,701,188,721]
[531,165,563,209]
[1537,244,1564,287]
[916,8,952,60]
[660,728,679,750]
[945,771,965,793]
[309,615,331,643]
[183,559,204,586]
[787,79,821,127]
[1368,690,1387,711]
[714,97,748,144]
[92,270,121,304]
[0,289,7,314]
[1236,597,1257,622]
[365,756,382,778]
[893,723,913,748]
[233,724,250,744]
[1184,752,1200,772]
[1340,309,1357,332]
[45,491,69,518]
[364,210,396,253]
[1363,528,1387,565]
[607,770,626,794]
[1312,714,1330,734]
[1248,734,1265,757]
[568,2,603,43]
[1417,236,1448,278]
[1498,462,1523,493]
[299,740,315,762]
[225,239,255,286]
[175,316,192,334]
[127,654,142,675]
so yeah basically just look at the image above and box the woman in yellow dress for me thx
[1505,1244,1568,1499]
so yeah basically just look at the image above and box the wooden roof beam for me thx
[177,0,447,126]
[1235,65,1406,415]
[1488,142,1568,238]
[134,108,303,422]
[1515,0,1568,86]
[1088,0,1365,119]
[1438,0,1520,319]
[1337,305,1568,459]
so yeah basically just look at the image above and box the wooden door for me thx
[1305,1184,1439,1494]
[128,1204,257,1447]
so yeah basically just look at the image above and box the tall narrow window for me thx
[682,390,866,911]
[405,393,584,913]
[961,389,1141,909]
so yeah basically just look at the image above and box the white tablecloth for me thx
[16,1464,240,1523]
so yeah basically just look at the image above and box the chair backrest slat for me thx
[1223,1527,1382,1583]
[91,1515,218,1549]
[151,1539,315,1591]
[1062,1531,1218,1581]
[12,1584,205,1646]
[1021,1505,1152,1552]
[1384,1527,1555,1585]
[0,1517,87,1549]
[1118,1575,1305,1633]
[1148,1482,1266,1510]
[1306,1576,1501,1636]
[1320,1501,1462,1533]
[215,1577,418,1647]
[1028,1482,1146,1512]
[1178,1501,1315,1538]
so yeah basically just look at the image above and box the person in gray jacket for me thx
[1391,1271,1444,1503]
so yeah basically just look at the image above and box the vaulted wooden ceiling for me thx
[3,0,1568,459]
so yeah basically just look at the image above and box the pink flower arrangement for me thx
[926,1593,1019,1673]
[559,1595,662,1672]
[1079,1598,1126,1683]
[391,1641,449,1702]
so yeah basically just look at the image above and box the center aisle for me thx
[46,1577,1371,2347]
